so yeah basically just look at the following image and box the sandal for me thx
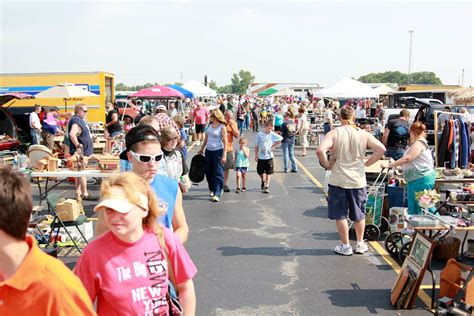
[235,188,240,193]
[82,194,99,201]
[241,187,246,192]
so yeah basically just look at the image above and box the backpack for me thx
[391,121,410,146]
[189,154,206,183]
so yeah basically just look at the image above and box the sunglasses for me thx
[130,150,163,163]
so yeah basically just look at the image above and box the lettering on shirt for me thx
[112,248,169,314]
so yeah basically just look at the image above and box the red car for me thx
[0,93,33,151]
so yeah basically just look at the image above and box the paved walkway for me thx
[30,131,444,315]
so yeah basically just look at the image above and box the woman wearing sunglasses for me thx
[197,109,228,202]
[75,172,197,315]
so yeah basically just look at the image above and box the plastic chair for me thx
[45,193,89,257]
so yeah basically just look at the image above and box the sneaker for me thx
[209,192,214,197]
[212,195,220,202]
[241,187,246,192]
[261,180,265,190]
[334,244,353,256]
[263,186,270,194]
[223,185,230,193]
[291,170,298,173]
[355,242,369,254]
[284,169,289,173]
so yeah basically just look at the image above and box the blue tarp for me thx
[167,85,194,98]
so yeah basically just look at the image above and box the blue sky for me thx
[1,0,472,87]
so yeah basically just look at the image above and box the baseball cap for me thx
[119,125,160,160]
[94,186,149,213]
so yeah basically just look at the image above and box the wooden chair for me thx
[439,258,474,305]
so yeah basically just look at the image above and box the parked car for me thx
[0,94,31,151]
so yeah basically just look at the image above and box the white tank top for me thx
[402,139,433,172]
[329,126,367,189]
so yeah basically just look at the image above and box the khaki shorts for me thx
[224,151,235,170]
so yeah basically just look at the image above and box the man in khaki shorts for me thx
[223,110,240,192]
[317,106,386,256]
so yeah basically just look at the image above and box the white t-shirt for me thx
[324,109,333,123]
[29,111,41,130]
[355,107,366,119]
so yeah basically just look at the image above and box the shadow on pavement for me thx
[292,186,321,194]
[324,285,393,314]
[303,206,327,219]
[301,231,340,241]
[217,246,334,257]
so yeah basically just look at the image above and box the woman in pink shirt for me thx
[75,172,197,315]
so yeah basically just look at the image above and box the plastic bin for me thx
[387,186,407,209]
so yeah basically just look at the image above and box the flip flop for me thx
[82,195,99,201]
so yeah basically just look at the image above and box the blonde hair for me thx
[239,137,247,144]
[100,172,166,230]
[173,115,185,128]
[74,103,86,114]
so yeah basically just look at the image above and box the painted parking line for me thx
[295,157,434,310]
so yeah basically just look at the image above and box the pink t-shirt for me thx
[74,228,197,316]
[192,107,209,125]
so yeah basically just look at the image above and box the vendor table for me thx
[435,178,474,191]
[28,169,119,205]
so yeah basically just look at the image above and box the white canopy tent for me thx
[273,88,298,97]
[314,77,378,99]
[182,80,217,97]
[373,84,394,95]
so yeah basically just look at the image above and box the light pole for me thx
[408,30,414,84]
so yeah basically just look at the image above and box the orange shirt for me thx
[0,235,96,316]
[226,120,239,152]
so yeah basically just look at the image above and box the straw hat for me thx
[211,109,226,124]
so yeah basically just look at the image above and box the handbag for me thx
[157,228,184,316]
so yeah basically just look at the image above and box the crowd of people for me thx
[4,91,462,314]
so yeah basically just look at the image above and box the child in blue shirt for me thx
[234,137,250,193]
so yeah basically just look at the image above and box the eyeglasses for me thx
[130,150,163,163]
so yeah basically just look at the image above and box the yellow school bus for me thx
[0,71,114,123]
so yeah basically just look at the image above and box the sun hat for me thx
[119,125,160,160]
[156,104,167,111]
[94,186,148,213]
[211,109,226,124]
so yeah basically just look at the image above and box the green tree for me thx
[230,69,255,94]
[358,71,442,85]
[208,80,219,91]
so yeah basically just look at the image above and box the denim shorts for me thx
[327,184,367,221]
[235,167,248,173]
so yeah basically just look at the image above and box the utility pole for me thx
[408,30,414,85]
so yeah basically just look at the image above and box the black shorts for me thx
[257,158,274,175]
[195,124,206,134]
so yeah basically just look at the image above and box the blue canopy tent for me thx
[167,85,194,98]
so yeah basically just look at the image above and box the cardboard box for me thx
[56,199,81,222]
